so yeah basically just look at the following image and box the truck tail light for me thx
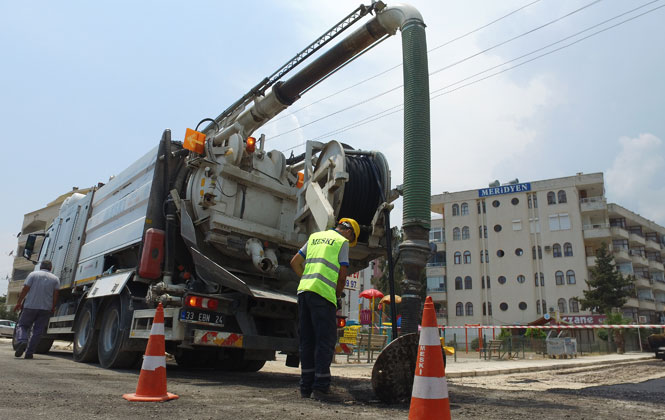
[336,317,346,328]
[185,295,219,310]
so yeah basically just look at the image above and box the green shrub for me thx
[470,337,479,351]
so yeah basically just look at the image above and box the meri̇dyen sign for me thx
[478,182,531,197]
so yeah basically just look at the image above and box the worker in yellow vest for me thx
[290,218,360,401]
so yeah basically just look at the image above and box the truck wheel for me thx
[35,338,54,354]
[98,299,140,369]
[73,301,99,363]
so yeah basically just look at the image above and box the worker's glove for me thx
[336,298,342,310]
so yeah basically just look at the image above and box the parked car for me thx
[0,319,16,338]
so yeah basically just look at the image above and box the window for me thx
[549,213,571,231]
[536,300,541,314]
[534,272,544,287]
[429,228,443,242]
[532,246,542,260]
[480,250,484,263]
[564,242,573,257]
[464,276,472,289]
[427,276,446,292]
[497,249,505,257]
[465,302,474,316]
[553,243,562,258]
[547,191,556,205]
[453,227,461,241]
[515,248,524,256]
[461,226,470,240]
[461,202,469,215]
[529,218,541,233]
[528,193,538,208]
[463,251,471,264]
[512,219,522,231]
[498,276,506,285]
[477,200,486,214]
[479,225,487,238]
[569,298,579,313]
[555,270,564,285]
[484,250,489,263]
[452,204,459,216]
[519,302,527,310]
[456,302,463,316]
[542,300,548,313]
[455,277,463,290]
[482,302,493,316]
[428,251,446,266]
[494,224,502,232]
[500,302,508,311]
[481,276,485,289]
[517,275,525,284]
[557,190,567,204]
[558,298,567,313]
[511,197,519,205]
[566,270,576,284]
[492,200,500,208]
[454,251,461,264]
[486,276,490,288]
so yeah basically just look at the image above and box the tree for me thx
[0,295,18,321]
[578,243,633,315]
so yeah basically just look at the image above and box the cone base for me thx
[122,392,179,402]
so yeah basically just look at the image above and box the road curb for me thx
[445,355,654,378]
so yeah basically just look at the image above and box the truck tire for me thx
[73,301,99,363]
[97,299,140,369]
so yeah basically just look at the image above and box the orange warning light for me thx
[184,128,206,154]
[246,137,256,154]
[296,172,304,189]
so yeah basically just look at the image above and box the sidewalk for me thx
[267,351,654,380]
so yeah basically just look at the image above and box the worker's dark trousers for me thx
[298,291,337,393]
[17,308,51,356]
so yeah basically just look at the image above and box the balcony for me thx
[649,259,664,272]
[580,196,606,212]
[427,289,447,301]
[634,276,652,289]
[624,297,639,308]
[583,223,611,240]
[629,232,646,246]
[652,281,665,292]
[646,238,661,252]
[426,265,445,277]
[638,299,656,311]
[630,251,648,267]
[613,248,631,263]
[586,256,596,267]
[610,226,630,240]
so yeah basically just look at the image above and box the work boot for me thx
[14,342,27,358]
[312,386,347,403]
[24,354,34,360]
[300,389,312,398]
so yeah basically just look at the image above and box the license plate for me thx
[180,309,225,326]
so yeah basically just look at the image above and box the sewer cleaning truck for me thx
[17,1,432,374]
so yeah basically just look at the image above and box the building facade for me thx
[428,173,665,328]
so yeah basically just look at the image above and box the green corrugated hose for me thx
[401,21,431,230]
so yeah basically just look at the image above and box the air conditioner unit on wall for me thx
[544,245,551,252]
[638,315,647,324]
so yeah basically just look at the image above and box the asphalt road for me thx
[1,340,664,419]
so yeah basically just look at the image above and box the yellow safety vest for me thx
[297,230,347,305]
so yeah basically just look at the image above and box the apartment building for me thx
[5,188,91,310]
[428,173,665,328]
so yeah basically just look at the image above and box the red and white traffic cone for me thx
[123,303,179,402]
[409,296,451,419]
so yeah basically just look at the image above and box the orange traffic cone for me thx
[408,296,451,419]
[123,303,179,402]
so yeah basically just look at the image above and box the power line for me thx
[271,0,603,140]
[281,2,664,153]
[266,0,543,125]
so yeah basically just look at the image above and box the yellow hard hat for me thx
[338,218,360,247]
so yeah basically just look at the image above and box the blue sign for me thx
[478,182,531,198]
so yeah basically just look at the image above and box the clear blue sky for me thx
[2,0,664,295]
